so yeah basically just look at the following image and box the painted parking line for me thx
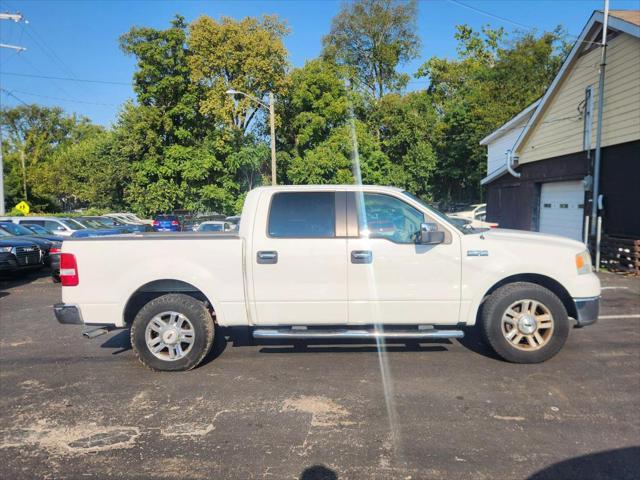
[599,314,640,319]
[601,286,630,290]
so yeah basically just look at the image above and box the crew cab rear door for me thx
[250,191,348,325]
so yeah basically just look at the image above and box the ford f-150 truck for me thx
[54,185,600,371]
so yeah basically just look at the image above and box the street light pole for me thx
[226,89,277,186]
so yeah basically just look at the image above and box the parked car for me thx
[0,237,43,274]
[0,221,59,266]
[73,217,125,236]
[196,221,232,232]
[97,216,150,233]
[50,244,61,282]
[225,216,241,231]
[448,203,498,229]
[104,213,153,226]
[3,216,98,238]
[55,185,600,371]
[152,215,181,232]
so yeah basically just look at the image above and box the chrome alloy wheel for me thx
[145,311,195,361]
[501,299,554,351]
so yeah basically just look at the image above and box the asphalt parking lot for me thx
[1,272,639,480]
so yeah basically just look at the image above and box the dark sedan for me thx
[0,222,59,266]
[0,237,43,274]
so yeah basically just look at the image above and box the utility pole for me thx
[268,92,276,186]
[0,11,27,215]
[590,0,609,236]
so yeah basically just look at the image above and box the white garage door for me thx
[539,181,585,241]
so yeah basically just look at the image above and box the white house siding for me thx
[485,123,527,177]
[518,33,640,164]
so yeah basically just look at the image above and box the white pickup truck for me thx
[54,185,600,371]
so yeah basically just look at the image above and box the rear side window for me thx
[268,192,336,238]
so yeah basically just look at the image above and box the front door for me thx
[347,192,462,325]
[251,191,348,325]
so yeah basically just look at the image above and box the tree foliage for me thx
[188,15,289,133]
[323,0,420,99]
[1,7,568,216]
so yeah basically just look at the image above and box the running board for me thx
[252,328,464,340]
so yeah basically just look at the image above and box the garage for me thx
[538,180,585,241]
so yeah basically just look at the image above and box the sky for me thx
[1,0,638,126]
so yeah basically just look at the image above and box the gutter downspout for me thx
[506,149,521,178]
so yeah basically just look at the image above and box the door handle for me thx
[351,250,372,264]
[257,250,278,264]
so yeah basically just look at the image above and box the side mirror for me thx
[419,223,444,245]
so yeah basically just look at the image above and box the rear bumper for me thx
[573,296,600,327]
[54,303,83,325]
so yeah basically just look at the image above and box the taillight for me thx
[490,224,499,229]
[171,220,179,226]
[60,253,79,286]
[153,220,159,226]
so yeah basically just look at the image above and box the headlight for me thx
[0,246,12,253]
[575,250,592,275]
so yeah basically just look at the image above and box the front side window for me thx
[358,193,424,244]
[268,192,336,238]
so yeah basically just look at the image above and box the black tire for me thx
[130,293,215,372]
[480,282,569,363]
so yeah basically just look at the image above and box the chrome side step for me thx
[252,328,464,340]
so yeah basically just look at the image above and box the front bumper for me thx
[573,296,600,327]
[54,303,83,325]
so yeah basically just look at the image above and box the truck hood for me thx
[479,228,586,251]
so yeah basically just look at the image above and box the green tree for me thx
[415,25,567,202]
[278,59,350,160]
[369,91,439,198]
[287,120,391,185]
[45,130,125,210]
[188,15,289,133]
[120,15,211,145]
[0,104,99,210]
[323,0,420,99]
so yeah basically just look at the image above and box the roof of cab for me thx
[251,184,404,193]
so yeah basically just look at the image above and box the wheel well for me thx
[481,274,577,319]
[123,279,215,326]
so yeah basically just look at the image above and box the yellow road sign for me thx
[15,201,30,215]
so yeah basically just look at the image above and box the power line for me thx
[0,87,30,106]
[446,0,602,47]
[0,71,131,86]
[9,88,120,107]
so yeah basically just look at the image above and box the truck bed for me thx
[61,234,246,327]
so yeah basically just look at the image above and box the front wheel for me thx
[480,282,569,363]
[130,293,215,371]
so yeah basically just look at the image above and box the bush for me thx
[8,208,25,216]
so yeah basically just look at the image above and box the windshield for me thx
[92,217,121,227]
[25,224,52,235]
[0,223,33,236]
[402,191,473,235]
[60,219,86,230]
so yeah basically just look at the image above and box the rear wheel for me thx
[480,282,569,363]
[130,293,214,371]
